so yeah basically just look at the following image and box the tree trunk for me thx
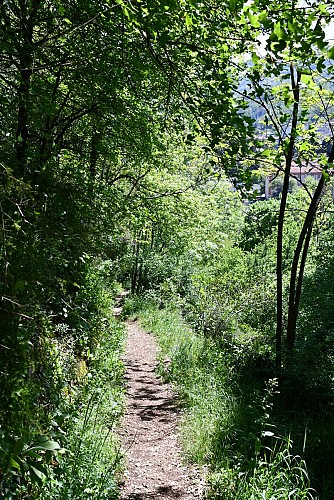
[286,145,334,352]
[15,0,42,179]
[275,65,300,371]
[131,231,142,294]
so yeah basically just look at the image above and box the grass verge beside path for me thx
[124,298,314,499]
[40,314,125,500]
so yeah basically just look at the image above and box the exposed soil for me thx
[119,318,206,499]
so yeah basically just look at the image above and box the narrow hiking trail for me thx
[119,319,206,499]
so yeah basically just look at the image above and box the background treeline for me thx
[1,0,334,498]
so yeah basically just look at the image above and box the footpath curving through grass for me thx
[122,297,314,499]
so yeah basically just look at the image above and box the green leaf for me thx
[229,0,237,13]
[300,73,316,89]
[9,458,21,470]
[29,463,47,482]
[185,14,192,29]
[328,45,334,59]
[252,53,260,65]
[30,438,61,452]
[319,3,329,15]
[301,73,312,84]
[299,143,309,152]
[24,450,42,459]
[299,68,312,75]
[258,10,268,24]
[273,22,287,40]
[248,11,260,28]
[12,434,27,459]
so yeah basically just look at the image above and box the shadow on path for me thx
[120,320,205,499]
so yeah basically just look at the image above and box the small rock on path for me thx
[119,320,205,499]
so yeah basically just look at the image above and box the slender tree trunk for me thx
[15,0,41,179]
[286,177,324,350]
[286,145,334,352]
[275,65,300,370]
[131,231,142,294]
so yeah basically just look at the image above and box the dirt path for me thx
[119,319,206,499]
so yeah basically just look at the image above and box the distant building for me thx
[264,161,323,199]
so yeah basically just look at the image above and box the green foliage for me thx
[0,432,63,498]
[208,442,313,499]
[240,199,279,252]
[1,0,334,497]
[0,262,124,498]
[138,306,236,463]
[121,293,158,320]
[118,170,334,496]
[293,214,334,402]
[40,317,124,500]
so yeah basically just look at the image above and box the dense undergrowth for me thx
[0,260,125,499]
[1,2,334,499]
[39,312,124,500]
[2,2,334,497]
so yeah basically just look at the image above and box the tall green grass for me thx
[131,300,314,499]
[207,443,313,499]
